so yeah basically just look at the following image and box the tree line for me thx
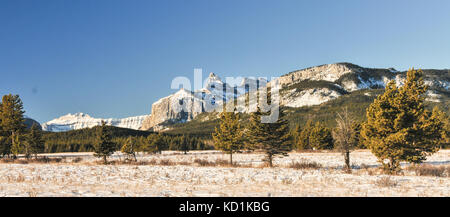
[212,69,449,173]
[0,94,210,161]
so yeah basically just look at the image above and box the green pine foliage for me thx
[10,132,22,159]
[143,133,168,154]
[25,123,45,159]
[212,111,245,165]
[246,108,291,167]
[294,120,333,150]
[309,122,333,150]
[93,121,116,164]
[121,136,139,161]
[362,69,444,174]
[0,94,26,158]
[296,120,314,150]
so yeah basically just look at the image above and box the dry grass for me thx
[0,157,65,164]
[288,160,322,170]
[193,158,243,167]
[72,157,83,163]
[375,176,398,188]
[407,164,449,177]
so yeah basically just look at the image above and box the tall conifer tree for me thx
[0,94,26,158]
[93,121,116,164]
[25,123,45,159]
[362,69,443,173]
[212,111,245,165]
[246,108,291,167]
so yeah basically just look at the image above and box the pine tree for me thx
[93,121,116,164]
[332,107,357,171]
[351,122,365,149]
[121,136,138,162]
[246,108,291,167]
[10,132,22,159]
[361,69,443,173]
[212,111,245,165]
[297,120,314,150]
[0,94,26,158]
[144,133,166,154]
[434,108,449,148]
[290,124,302,150]
[180,135,190,154]
[309,122,333,150]
[25,123,45,159]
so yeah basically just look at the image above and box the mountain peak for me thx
[66,112,91,118]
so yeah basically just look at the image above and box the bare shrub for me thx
[193,158,240,167]
[410,164,448,177]
[360,163,370,170]
[16,174,26,182]
[17,159,29,164]
[194,158,215,167]
[35,157,63,163]
[375,176,398,188]
[288,160,322,170]
[72,157,83,163]
[177,161,191,166]
[159,159,174,166]
[0,158,15,163]
[148,159,158,165]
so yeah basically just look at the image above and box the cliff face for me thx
[140,72,243,131]
[140,89,203,131]
[141,63,450,131]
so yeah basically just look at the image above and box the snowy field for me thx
[0,150,449,197]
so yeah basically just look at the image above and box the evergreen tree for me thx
[144,133,166,154]
[297,120,314,150]
[25,123,45,159]
[435,108,449,148]
[309,122,333,150]
[180,135,190,154]
[352,122,365,149]
[93,121,116,164]
[246,108,291,167]
[290,124,302,150]
[212,111,245,165]
[332,107,357,171]
[0,94,26,158]
[121,136,138,161]
[10,132,22,159]
[361,69,443,173]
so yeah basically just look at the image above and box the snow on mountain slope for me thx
[140,72,261,130]
[42,113,149,132]
[141,63,450,131]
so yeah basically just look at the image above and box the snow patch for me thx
[282,88,341,108]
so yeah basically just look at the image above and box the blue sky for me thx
[1,0,450,123]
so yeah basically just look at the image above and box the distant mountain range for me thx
[41,113,149,132]
[40,62,449,133]
[140,63,449,131]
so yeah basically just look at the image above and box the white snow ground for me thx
[0,150,448,197]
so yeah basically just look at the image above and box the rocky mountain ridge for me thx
[141,63,449,131]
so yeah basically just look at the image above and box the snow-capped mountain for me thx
[42,113,149,132]
[140,72,266,131]
[140,63,449,131]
